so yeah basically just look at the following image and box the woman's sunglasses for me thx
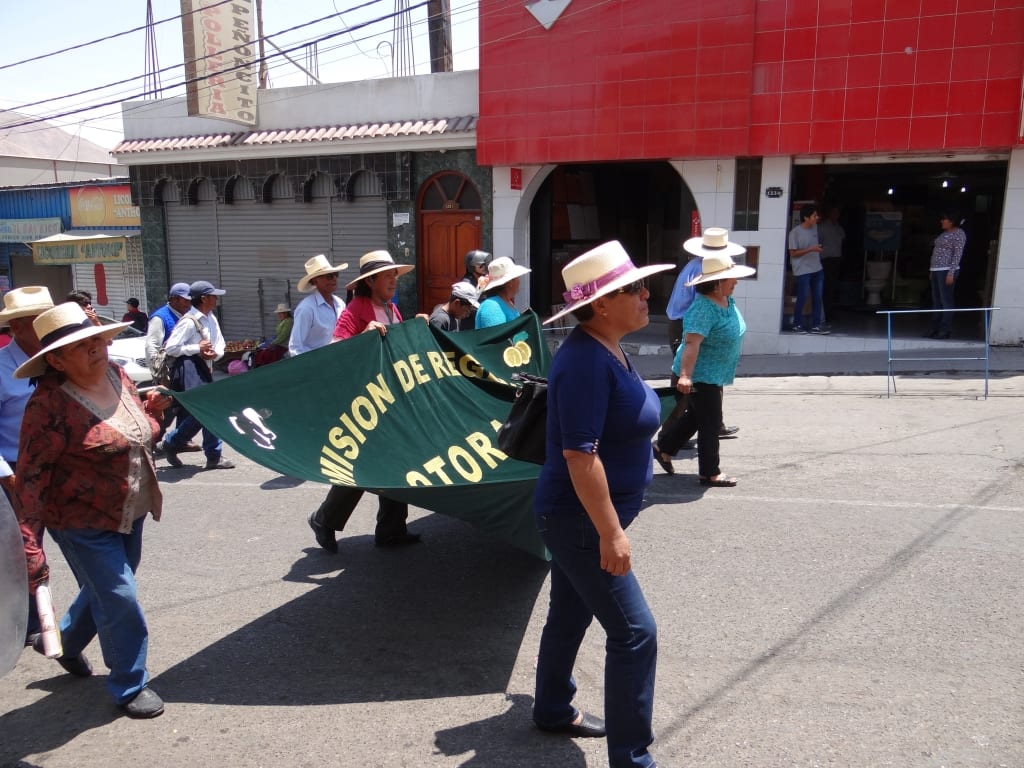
[611,279,646,296]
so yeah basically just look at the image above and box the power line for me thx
[1,0,479,141]
[6,0,390,114]
[0,0,237,73]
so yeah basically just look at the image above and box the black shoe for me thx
[537,710,606,738]
[204,458,235,470]
[308,512,337,553]
[374,532,422,548]
[652,444,674,475]
[32,634,93,677]
[120,687,165,719]
[718,425,739,438]
[159,441,182,468]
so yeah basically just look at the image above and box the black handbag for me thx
[497,373,548,464]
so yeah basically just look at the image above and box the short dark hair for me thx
[695,280,719,295]
[126,297,140,308]
[66,289,92,307]
[353,279,371,298]
[800,204,818,222]
[570,304,595,322]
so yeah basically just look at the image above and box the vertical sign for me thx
[510,168,523,191]
[181,0,257,125]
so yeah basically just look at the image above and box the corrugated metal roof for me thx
[113,116,477,155]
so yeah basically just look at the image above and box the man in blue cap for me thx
[146,282,200,448]
[157,281,235,470]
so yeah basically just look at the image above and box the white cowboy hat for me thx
[682,227,747,259]
[0,286,55,326]
[344,250,414,290]
[544,241,674,325]
[297,254,349,293]
[272,303,292,314]
[685,253,756,287]
[15,302,130,379]
[478,257,531,297]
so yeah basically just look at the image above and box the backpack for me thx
[150,315,204,388]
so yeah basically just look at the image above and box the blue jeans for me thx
[930,270,956,334]
[792,269,825,329]
[49,518,150,705]
[534,513,657,768]
[164,404,222,461]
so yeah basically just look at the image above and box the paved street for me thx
[1,372,1022,768]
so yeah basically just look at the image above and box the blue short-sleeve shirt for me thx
[535,327,661,523]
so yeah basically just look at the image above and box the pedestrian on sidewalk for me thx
[787,204,829,334]
[924,213,966,339]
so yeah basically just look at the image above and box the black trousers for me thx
[657,382,724,479]
[314,486,409,543]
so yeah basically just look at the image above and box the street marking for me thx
[684,494,1024,514]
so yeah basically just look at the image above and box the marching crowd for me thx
[6,231,757,768]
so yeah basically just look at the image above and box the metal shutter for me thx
[164,201,219,289]
[331,197,388,290]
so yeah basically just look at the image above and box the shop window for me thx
[737,245,759,279]
[733,157,762,232]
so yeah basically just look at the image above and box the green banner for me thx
[172,312,552,557]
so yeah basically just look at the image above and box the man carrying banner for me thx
[429,282,479,332]
[288,255,348,357]
[307,250,422,553]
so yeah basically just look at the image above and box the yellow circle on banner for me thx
[503,346,524,367]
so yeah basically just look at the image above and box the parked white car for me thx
[98,316,152,387]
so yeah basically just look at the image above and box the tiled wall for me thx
[477,0,1024,165]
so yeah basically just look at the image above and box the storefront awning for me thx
[111,115,478,164]
[31,233,130,265]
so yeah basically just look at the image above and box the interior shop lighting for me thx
[887,187,894,195]
[960,186,967,193]
[942,179,949,188]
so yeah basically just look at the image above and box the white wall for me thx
[991,147,1024,345]
[121,71,480,139]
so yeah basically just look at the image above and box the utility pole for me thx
[426,0,452,73]
[256,0,269,88]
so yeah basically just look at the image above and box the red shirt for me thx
[332,295,403,340]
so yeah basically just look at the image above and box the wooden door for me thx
[420,212,481,311]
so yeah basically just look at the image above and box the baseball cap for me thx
[450,282,479,308]
[169,282,191,299]
[190,280,226,298]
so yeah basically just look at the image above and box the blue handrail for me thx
[876,307,999,399]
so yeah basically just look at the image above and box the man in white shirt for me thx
[158,281,234,470]
[288,255,348,357]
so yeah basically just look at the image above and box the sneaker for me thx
[808,326,831,335]
[787,325,807,334]
[204,458,235,470]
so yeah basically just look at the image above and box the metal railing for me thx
[876,307,999,399]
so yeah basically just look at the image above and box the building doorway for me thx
[527,162,695,318]
[417,171,482,312]
[789,159,1008,339]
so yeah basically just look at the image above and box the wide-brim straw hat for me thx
[479,256,531,296]
[15,302,129,379]
[345,250,414,290]
[298,254,349,293]
[685,253,756,287]
[0,286,54,326]
[272,303,291,314]
[683,227,748,259]
[544,241,674,325]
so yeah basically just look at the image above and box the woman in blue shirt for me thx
[654,249,755,486]
[534,241,673,768]
[474,256,531,328]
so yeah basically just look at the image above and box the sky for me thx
[0,0,480,149]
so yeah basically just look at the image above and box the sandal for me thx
[652,444,675,475]
[699,475,737,487]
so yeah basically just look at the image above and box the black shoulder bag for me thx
[497,373,548,465]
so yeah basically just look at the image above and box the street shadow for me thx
[259,475,305,490]
[152,514,550,707]
[643,472,708,507]
[0,673,116,766]
[433,693,587,767]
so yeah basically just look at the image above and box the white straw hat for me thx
[682,227,747,259]
[297,254,349,293]
[15,302,129,379]
[0,286,54,326]
[344,250,414,290]
[478,257,531,296]
[272,303,292,314]
[684,253,756,287]
[545,241,674,325]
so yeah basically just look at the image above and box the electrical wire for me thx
[0,0,238,73]
[2,0,479,140]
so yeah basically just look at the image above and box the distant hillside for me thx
[0,110,115,164]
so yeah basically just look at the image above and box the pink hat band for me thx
[562,261,634,304]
